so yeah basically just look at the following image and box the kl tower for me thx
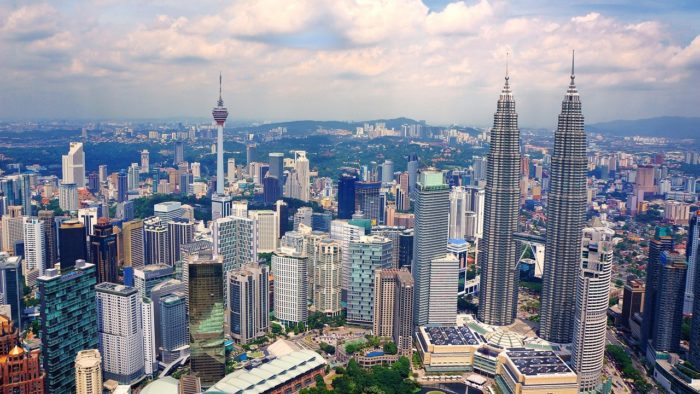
[212,73,228,195]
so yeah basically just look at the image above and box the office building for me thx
[226,264,269,344]
[426,254,459,325]
[89,218,118,284]
[398,229,413,269]
[213,215,257,275]
[275,200,289,237]
[354,181,381,224]
[78,207,99,236]
[188,258,225,387]
[154,201,185,223]
[311,211,332,233]
[122,219,145,268]
[38,260,98,393]
[293,207,313,230]
[292,151,310,202]
[622,278,645,330]
[18,173,32,216]
[0,315,45,393]
[478,69,521,326]
[330,220,364,296]
[58,182,79,211]
[337,173,357,219]
[347,235,392,325]
[227,158,236,185]
[685,212,700,314]
[540,60,588,343]
[651,251,687,355]
[75,349,102,394]
[373,268,414,355]
[212,74,228,195]
[38,210,58,267]
[95,283,145,385]
[571,225,614,392]
[62,142,85,187]
[249,210,278,253]
[117,170,128,203]
[168,218,194,265]
[58,219,87,272]
[1,206,23,254]
[23,217,45,276]
[211,193,233,221]
[263,175,282,204]
[134,264,175,298]
[372,225,404,269]
[412,169,450,326]
[272,248,308,325]
[156,290,188,364]
[449,186,470,240]
[313,239,342,316]
[0,255,23,328]
[268,153,284,185]
[641,226,674,353]
[144,217,170,266]
[142,297,156,375]
[140,150,149,174]
[690,236,700,367]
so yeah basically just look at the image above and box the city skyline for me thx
[0,1,699,126]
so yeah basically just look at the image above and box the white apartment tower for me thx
[313,239,342,316]
[272,247,308,325]
[62,142,86,186]
[23,217,45,276]
[249,210,279,253]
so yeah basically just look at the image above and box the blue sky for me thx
[0,0,698,127]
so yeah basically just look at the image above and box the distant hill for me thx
[588,116,700,139]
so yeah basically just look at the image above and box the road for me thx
[606,328,661,394]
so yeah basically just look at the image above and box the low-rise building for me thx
[495,349,578,394]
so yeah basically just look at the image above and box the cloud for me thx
[0,0,698,125]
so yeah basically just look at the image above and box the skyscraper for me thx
[330,220,364,297]
[23,217,45,277]
[477,66,521,326]
[621,277,645,330]
[354,181,381,224]
[174,141,185,166]
[249,210,278,253]
[313,239,342,316]
[268,153,284,186]
[134,264,175,298]
[122,219,145,268]
[211,194,233,222]
[95,283,145,385]
[141,150,150,174]
[412,169,450,326]
[226,264,269,344]
[212,74,229,195]
[227,158,237,185]
[690,237,700,368]
[684,212,699,314]
[337,173,357,219]
[188,258,225,387]
[89,218,118,284]
[62,142,85,187]
[571,225,614,392]
[18,173,32,216]
[272,248,308,326]
[347,235,392,325]
[117,170,128,203]
[75,349,102,394]
[540,55,588,343]
[373,268,414,355]
[294,151,310,202]
[263,175,282,204]
[213,215,257,275]
[58,182,79,211]
[144,217,170,266]
[168,218,194,265]
[39,261,98,393]
[406,154,418,194]
[58,219,87,272]
[641,226,674,353]
[0,255,24,329]
[38,210,58,267]
[650,251,686,355]
[448,186,469,240]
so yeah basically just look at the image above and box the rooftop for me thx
[422,326,482,346]
[505,348,574,376]
[95,282,138,296]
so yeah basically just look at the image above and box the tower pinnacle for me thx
[571,50,575,83]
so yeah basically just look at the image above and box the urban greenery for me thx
[606,345,652,392]
[300,357,416,394]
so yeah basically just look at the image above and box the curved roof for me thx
[485,331,524,348]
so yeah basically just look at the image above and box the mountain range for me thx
[588,116,699,139]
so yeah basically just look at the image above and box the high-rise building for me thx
[154,289,188,364]
[174,141,185,166]
[140,150,150,174]
[38,210,58,267]
[380,160,394,184]
[272,248,308,325]
[412,169,450,326]
[373,268,414,355]
[154,201,185,223]
[58,182,79,211]
[426,254,459,325]
[477,68,521,326]
[98,165,107,183]
[263,175,282,204]
[448,186,470,240]
[293,207,313,231]
[347,235,392,325]
[212,74,229,195]
[122,219,145,268]
[89,218,118,284]
[58,219,88,272]
[354,181,381,224]
[168,218,194,265]
[313,239,342,316]
[622,278,645,330]
[540,58,588,344]
[78,206,99,236]
[641,226,674,353]
[275,200,289,237]
[407,154,418,194]
[398,229,413,269]
[62,142,85,187]
[87,172,100,194]
[312,212,332,233]
[226,264,269,344]
[372,226,404,269]
[0,255,24,328]
[38,261,98,393]
[294,151,310,202]
[650,251,687,355]
[249,210,279,253]
[23,217,46,277]
[211,193,233,222]
[141,297,157,376]
[18,173,32,216]
[188,258,225,387]
[227,158,236,185]
[134,264,175,298]
[571,225,614,392]
[213,215,257,275]
[144,217,170,266]
[684,212,700,314]
[690,237,700,368]
[95,283,145,385]
[330,220,364,297]
[75,349,102,394]
[0,315,45,393]
[1,206,23,254]
[268,153,284,185]
[117,170,128,203]
[337,173,357,220]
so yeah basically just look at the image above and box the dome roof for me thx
[485,331,524,348]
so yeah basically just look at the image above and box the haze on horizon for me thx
[0,0,699,128]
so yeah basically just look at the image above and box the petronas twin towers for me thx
[478,54,587,344]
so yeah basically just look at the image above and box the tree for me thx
[382,342,397,355]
